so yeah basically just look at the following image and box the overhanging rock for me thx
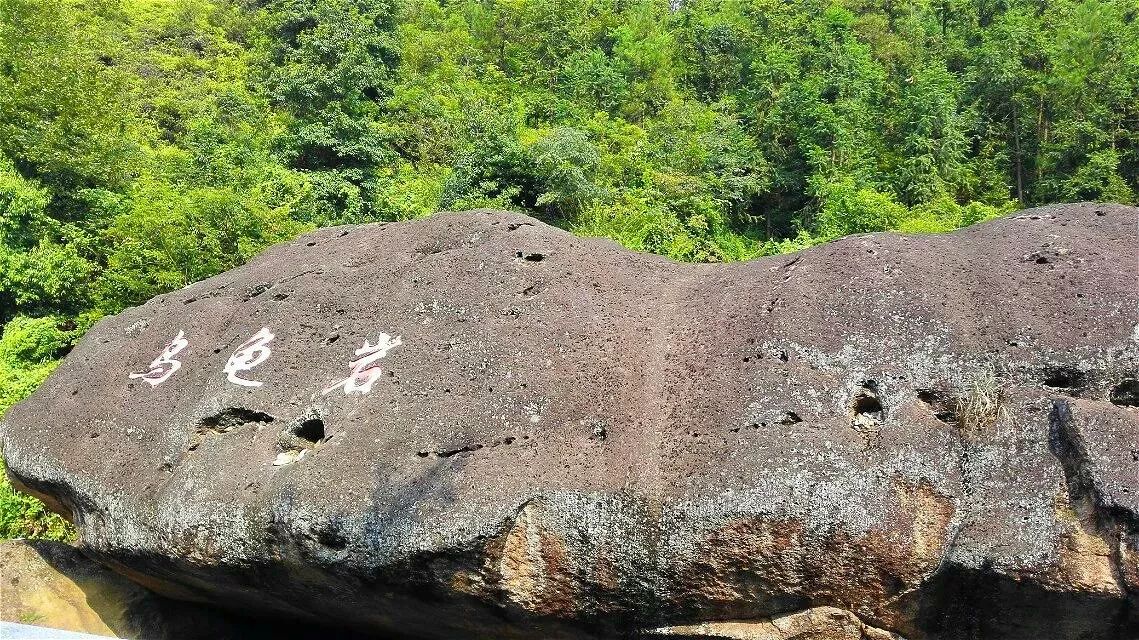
[2,203,1137,639]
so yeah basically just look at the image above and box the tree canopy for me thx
[0,1,1136,507]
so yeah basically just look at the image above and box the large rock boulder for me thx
[2,203,1137,639]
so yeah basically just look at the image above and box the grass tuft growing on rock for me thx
[956,366,1008,441]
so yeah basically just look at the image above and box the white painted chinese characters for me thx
[323,333,403,396]
[129,327,403,394]
[223,327,276,387]
[128,331,189,387]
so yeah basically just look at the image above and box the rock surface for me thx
[2,203,1137,639]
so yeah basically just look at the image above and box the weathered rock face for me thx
[2,203,1137,639]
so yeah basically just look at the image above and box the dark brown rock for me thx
[2,203,1137,639]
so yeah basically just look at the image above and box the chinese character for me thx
[224,327,275,387]
[323,333,402,396]
[129,331,189,387]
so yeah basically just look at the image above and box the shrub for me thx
[0,315,79,541]
[0,456,75,541]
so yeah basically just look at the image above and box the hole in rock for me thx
[274,417,325,465]
[245,283,273,300]
[776,411,802,425]
[315,523,348,550]
[192,408,275,451]
[850,384,886,449]
[934,410,957,423]
[852,384,884,420]
[294,418,326,445]
[1110,379,1139,407]
[200,407,275,432]
[438,443,483,457]
[917,388,958,424]
[1042,365,1086,391]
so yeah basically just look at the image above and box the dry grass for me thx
[955,366,1007,440]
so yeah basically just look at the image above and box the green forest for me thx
[1,0,1137,538]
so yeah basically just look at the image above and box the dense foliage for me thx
[0,0,1136,537]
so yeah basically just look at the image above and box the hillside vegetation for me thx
[1,0,1136,538]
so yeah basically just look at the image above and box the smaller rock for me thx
[272,449,305,466]
[0,540,365,640]
[645,606,902,639]
[0,541,230,639]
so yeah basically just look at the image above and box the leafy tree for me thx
[259,0,401,224]
[0,159,97,322]
[531,127,602,217]
[0,0,141,200]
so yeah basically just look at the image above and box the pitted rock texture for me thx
[2,203,1137,639]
